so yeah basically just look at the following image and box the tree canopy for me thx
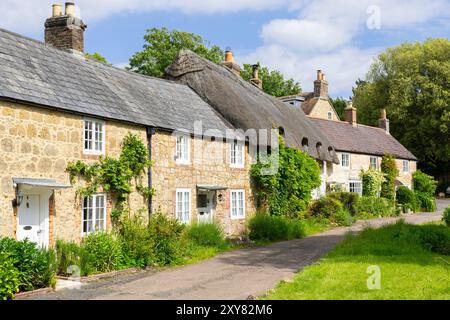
[352,38,450,174]
[329,97,347,120]
[241,64,301,97]
[128,28,223,78]
[85,52,109,64]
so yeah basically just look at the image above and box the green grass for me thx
[264,221,450,300]
[302,218,330,236]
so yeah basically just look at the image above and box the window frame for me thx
[230,141,245,168]
[175,188,191,224]
[341,153,350,168]
[370,156,378,170]
[327,111,333,120]
[230,189,246,220]
[81,193,107,236]
[83,118,105,155]
[175,135,190,165]
[349,181,363,195]
[403,160,410,173]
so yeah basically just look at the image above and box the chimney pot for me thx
[314,69,328,98]
[379,108,390,134]
[52,4,62,17]
[222,48,241,77]
[65,2,75,16]
[250,63,262,90]
[317,70,323,80]
[224,50,234,63]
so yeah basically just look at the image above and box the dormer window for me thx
[84,118,105,155]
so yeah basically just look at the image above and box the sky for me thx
[1,0,449,98]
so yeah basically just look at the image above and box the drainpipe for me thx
[146,127,156,219]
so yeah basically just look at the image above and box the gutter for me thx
[146,127,156,219]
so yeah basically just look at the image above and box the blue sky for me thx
[1,1,449,97]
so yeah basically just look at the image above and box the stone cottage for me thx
[0,3,335,247]
[280,71,418,194]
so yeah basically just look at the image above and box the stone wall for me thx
[0,101,147,244]
[308,99,341,121]
[151,132,255,236]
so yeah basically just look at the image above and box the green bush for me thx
[396,186,419,212]
[0,253,21,300]
[185,223,226,248]
[355,196,395,219]
[148,212,185,266]
[248,214,305,242]
[308,197,353,226]
[327,192,360,216]
[360,168,385,197]
[117,216,155,268]
[0,237,56,291]
[443,207,450,227]
[82,232,123,273]
[55,240,94,277]
[413,170,437,212]
[380,154,399,200]
[418,224,450,256]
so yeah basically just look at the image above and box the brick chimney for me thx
[45,2,87,53]
[379,108,390,134]
[345,101,357,127]
[222,48,241,77]
[250,64,262,89]
[314,70,329,98]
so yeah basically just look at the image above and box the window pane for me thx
[176,192,182,220]
[184,191,190,222]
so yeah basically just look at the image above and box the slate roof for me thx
[0,28,234,135]
[310,118,417,160]
[165,50,339,163]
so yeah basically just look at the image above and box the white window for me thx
[403,160,410,173]
[230,141,244,168]
[230,190,245,220]
[84,119,105,155]
[370,156,378,170]
[341,153,350,167]
[327,111,333,120]
[82,194,106,235]
[349,181,362,195]
[176,188,191,223]
[176,135,190,164]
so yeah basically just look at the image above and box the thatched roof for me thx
[165,50,339,163]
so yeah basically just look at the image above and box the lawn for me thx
[264,221,450,300]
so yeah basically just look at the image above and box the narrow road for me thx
[25,200,447,300]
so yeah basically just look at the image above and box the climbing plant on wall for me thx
[66,133,154,222]
[380,154,399,200]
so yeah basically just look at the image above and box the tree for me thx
[85,52,109,64]
[352,39,450,174]
[329,97,347,120]
[241,64,301,97]
[128,27,223,78]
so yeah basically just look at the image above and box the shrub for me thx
[117,216,155,268]
[248,214,305,242]
[413,170,437,195]
[185,223,226,248]
[355,196,395,219]
[148,212,185,266]
[396,186,419,212]
[360,168,385,197]
[308,197,353,226]
[380,154,399,200]
[415,192,436,212]
[418,224,450,256]
[443,207,450,227]
[0,237,56,291]
[0,253,21,300]
[55,240,94,277]
[82,232,123,273]
[251,137,321,217]
[327,192,360,216]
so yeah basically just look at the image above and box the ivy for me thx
[380,154,399,200]
[360,168,386,197]
[251,136,321,218]
[66,133,154,221]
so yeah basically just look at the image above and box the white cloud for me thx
[239,0,450,97]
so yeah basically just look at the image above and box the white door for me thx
[197,192,213,223]
[17,194,42,245]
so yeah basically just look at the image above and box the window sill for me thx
[230,216,245,220]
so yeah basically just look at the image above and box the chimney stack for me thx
[345,101,357,127]
[250,64,263,90]
[378,108,390,134]
[45,2,87,53]
[314,69,329,98]
[222,48,241,77]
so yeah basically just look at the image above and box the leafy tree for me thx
[241,64,301,97]
[128,27,223,78]
[329,97,347,120]
[380,154,399,200]
[251,137,321,218]
[85,52,109,64]
[352,39,450,174]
